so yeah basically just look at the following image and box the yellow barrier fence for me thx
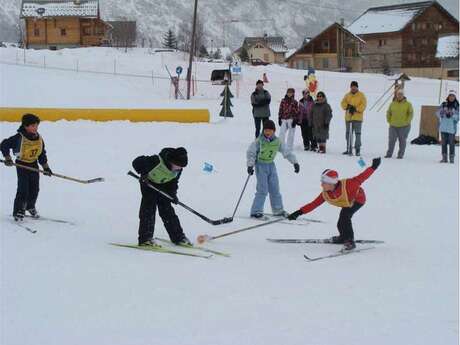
[0,107,210,123]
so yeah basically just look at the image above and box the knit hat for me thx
[448,89,457,97]
[350,81,359,88]
[22,113,40,127]
[263,119,276,131]
[321,169,339,184]
[256,80,264,85]
[168,147,188,167]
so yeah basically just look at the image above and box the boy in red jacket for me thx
[288,157,381,251]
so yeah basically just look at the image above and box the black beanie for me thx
[168,147,188,167]
[256,80,264,85]
[350,81,359,88]
[263,119,276,131]
[22,113,40,127]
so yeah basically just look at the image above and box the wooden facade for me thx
[350,1,459,76]
[21,0,108,49]
[286,23,363,72]
[242,36,288,64]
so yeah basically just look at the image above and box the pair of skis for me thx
[11,215,75,234]
[110,237,230,259]
[267,238,384,261]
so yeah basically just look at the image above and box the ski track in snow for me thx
[0,47,458,345]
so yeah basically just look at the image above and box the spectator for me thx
[251,80,271,138]
[436,90,459,163]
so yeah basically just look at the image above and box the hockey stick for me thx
[197,218,285,244]
[128,171,232,225]
[230,174,251,219]
[1,159,104,184]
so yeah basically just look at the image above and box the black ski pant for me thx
[13,164,40,215]
[337,202,363,242]
[254,117,269,138]
[138,183,185,245]
[300,122,317,150]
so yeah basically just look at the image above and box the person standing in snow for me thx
[287,157,381,251]
[132,147,191,247]
[1,114,53,221]
[311,91,332,154]
[384,89,413,159]
[251,80,271,138]
[436,90,459,163]
[341,81,367,156]
[247,119,300,218]
[278,88,299,152]
[298,90,316,151]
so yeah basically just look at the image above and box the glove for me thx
[247,166,254,175]
[287,210,302,220]
[140,174,149,184]
[278,118,282,126]
[43,165,53,176]
[3,156,13,166]
[371,157,381,170]
[291,120,296,128]
[294,163,300,173]
[171,194,179,204]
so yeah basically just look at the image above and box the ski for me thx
[24,215,76,225]
[263,213,324,224]
[13,221,37,234]
[267,238,385,244]
[109,243,212,259]
[304,246,375,262]
[155,238,230,257]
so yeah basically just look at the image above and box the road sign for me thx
[176,66,183,75]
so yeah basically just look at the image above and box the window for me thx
[322,58,329,68]
[412,23,416,31]
[34,28,40,36]
[408,39,416,46]
[82,26,91,36]
[378,39,386,47]
[94,25,104,35]
[420,22,427,30]
[322,40,329,49]
[255,44,264,49]
[421,38,428,46]
[447,70,459,78]
[438,23,443,30]
[60,28,66,36]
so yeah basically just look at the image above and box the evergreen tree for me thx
[199,44,209,57]
[162,29,177,49]
[219,84,234,118]
[213,48,222,60]
[239,46,249,62]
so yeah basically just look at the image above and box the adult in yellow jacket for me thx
[385,89,413,159]
[340,81,367,156]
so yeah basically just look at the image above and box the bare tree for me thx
[177,14,206,56]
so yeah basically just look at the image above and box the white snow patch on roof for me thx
[348,9,419,35]
[436,35,459,59]
[21,1,98,18]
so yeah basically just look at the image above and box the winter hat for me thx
[21,113,40,127]
[168,147,188,167]
[287,88,295,93]
[263,119,276,131]
[448,89,457,97]
[256,80,264,85]
[321,169,339,185]
[350,81,359,88]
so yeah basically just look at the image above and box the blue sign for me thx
[231,66,242,74]
[176,66,183,75]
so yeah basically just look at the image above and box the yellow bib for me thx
[322,180,353,208]
[18,134,43,163]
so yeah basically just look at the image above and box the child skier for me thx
[247,119,300,218]
[1,114,53,221]
[132,147,191,246]
[287,157,381,251]
[278,88,299,152]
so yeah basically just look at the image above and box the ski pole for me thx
[197,218,285,244]
[128,171,233,225]
[230,174,251,219]
[0,159,104,184]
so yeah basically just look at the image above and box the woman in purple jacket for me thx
[298,90,316,151]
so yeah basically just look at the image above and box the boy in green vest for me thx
[132,147,190,246]
[1,114,53,221]
[247,120,299,218]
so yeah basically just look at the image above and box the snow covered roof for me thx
[21,0,99,18]
[348,1,433,35]
[436,35,459,59]
[243,36,288,53]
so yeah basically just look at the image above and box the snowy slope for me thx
[0,47,459,345]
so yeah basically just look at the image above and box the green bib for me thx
[258,137,280,163]
[147,157,178,184]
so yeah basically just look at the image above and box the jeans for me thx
[250,162,284,215]
[345,120,362,151]
[441,132,455,158]
[254,117,269,138]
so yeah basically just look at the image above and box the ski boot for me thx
[330,235,344,244]
[13,210,25,222]
[27,208,40,219]
[440,154,448,163]
[176,236,192,246]
[449,155,455,164]
[355,148,360,156]
[251,213,264,219]
[342,240,356,251]
[139,239,161,247]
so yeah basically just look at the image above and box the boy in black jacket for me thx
[1,114,53,221]
[132,147,190,246]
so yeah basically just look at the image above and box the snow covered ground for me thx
[0,47,459,345]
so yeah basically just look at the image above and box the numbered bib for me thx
[258,137,280,163]
[18,134,43,163]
